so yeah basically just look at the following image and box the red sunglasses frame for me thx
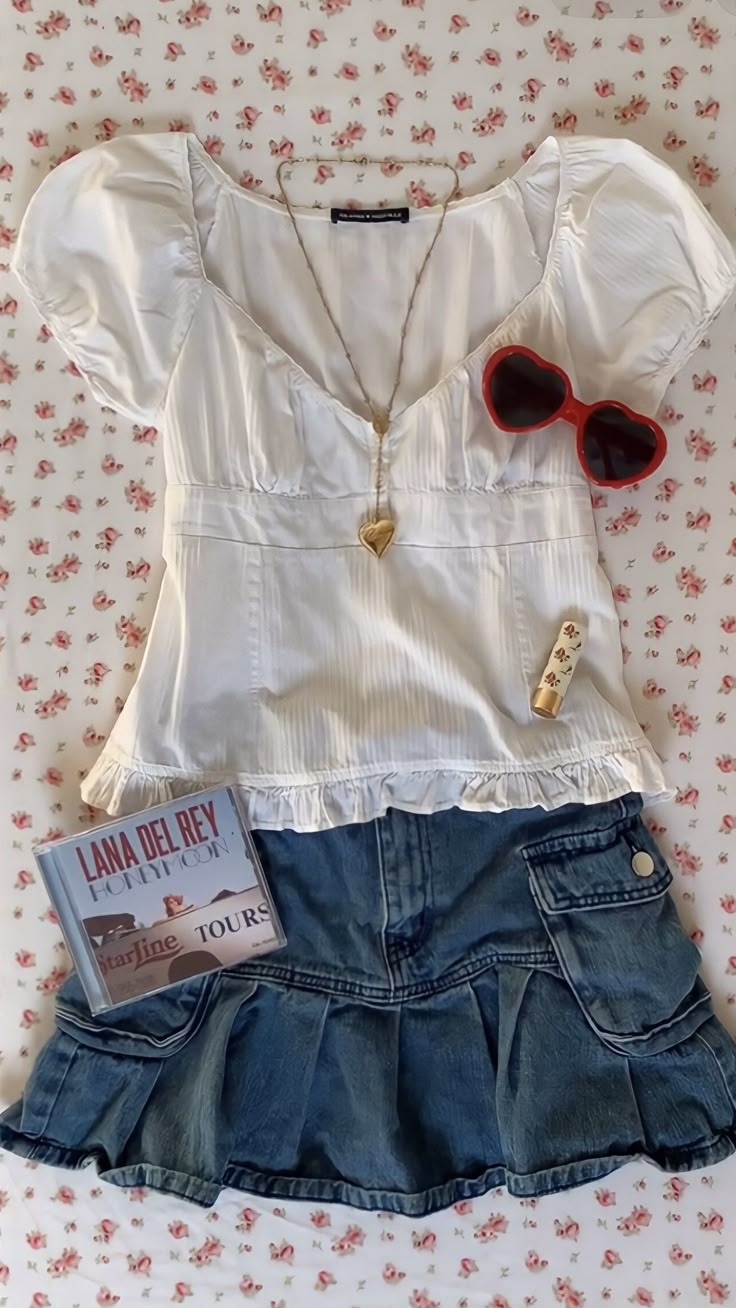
[481,344,668,489]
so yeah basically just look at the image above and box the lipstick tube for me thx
[531,619,585,719]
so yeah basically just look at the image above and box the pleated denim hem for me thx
[2,1124,735,1215]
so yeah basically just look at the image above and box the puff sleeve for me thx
[10,132,203,424]
[557,137,736,414]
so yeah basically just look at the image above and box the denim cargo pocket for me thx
[522,810,712,1057]
[54,967,219,1057]
[16,969,220,1144]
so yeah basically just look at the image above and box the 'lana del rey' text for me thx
[76,801,223,902]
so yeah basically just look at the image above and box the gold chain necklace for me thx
[275,154,460,558]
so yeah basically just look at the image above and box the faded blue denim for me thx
[1,793,735,1214]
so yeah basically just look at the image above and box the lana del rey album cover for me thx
[33,785,286,1014]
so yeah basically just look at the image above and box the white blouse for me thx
[11,131,736,831]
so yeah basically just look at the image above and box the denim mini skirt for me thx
[2,792,736,1215]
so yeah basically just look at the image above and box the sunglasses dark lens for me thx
[582,405,659,483]
[489,352,567,427]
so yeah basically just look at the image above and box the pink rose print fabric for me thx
[2,0,736,1303]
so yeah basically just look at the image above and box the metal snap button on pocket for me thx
[632,850,655,878]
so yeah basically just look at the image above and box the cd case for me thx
[34,785,286,1014]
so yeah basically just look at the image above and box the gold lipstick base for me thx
[531,687,563,719]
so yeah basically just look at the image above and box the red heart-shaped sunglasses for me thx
[481,344,667,488]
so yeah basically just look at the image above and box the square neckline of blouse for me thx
[179,131,569,435]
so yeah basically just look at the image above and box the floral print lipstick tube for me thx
[531,619,585,719]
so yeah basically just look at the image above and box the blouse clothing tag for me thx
[330,206,410,224]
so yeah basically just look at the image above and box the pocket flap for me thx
[55,968,218,1058]
[521,808,709,1055]
[523,818,672,914]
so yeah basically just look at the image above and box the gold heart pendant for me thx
[359,518,395,558]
